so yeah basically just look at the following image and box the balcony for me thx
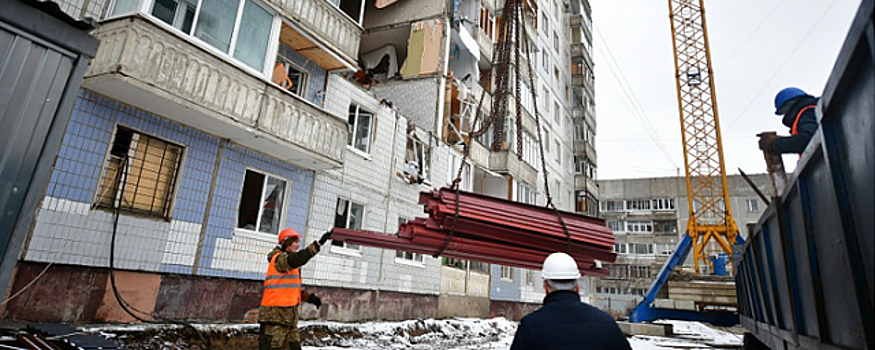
[472,82,492,117]
[572,140,598,164]
[468,139,490,170]
[475,27,494,64]
[575,174,598,193]
[489,150,538,186]
[269,0,361,64]
[571,43,594,67]
[85,16,348,170]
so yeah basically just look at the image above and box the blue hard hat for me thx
[774,87,807,115]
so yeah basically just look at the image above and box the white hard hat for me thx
[541,252,581,280]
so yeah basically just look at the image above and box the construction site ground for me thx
[31,317,746,349]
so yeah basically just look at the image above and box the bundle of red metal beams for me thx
[331,188,616,276]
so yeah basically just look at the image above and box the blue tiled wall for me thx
[55,91,219,221]
[490,266,522,301]
[46,90,314,279]
[196,143,313,279]
[278,42,327,107]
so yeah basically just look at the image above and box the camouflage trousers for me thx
[258,323,301,350]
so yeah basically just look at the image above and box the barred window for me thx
[96,127,183,219]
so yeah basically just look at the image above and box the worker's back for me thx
[510,290,631,350]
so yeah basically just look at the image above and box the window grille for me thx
[96,127,183,219]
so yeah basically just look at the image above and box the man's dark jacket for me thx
[510,290,632,350]
[774,95,819,154]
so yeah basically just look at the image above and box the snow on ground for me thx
[83,318,742,349]
[655,320,743,347]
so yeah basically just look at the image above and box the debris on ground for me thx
[77,318,742,350]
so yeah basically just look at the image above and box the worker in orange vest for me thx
[758,87,820,154]
[258,228,332,350]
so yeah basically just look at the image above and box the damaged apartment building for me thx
[2,0,598,323]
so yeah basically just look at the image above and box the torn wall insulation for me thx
[371,78,441,133]
[361,45,399,79]
[400,20,442,78]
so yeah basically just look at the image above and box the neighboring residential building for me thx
[593,174,770,315]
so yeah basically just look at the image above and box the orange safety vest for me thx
[791,105,817,135]
[261,253,302,307]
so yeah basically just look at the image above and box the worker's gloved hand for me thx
[758,133,778,151]
[318,231,333,246]
[308,294,322,309]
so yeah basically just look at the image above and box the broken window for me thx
[272,59,307,96]
[96,126,183,219]
[333,198,362,250]
[326,0,363,24]
[525,270,534,286]
[447,154,472,190]
[553,101,561,124]
[395,218,423,262]
[575,191,588,213]
[553,140,561,162]
[237,169,288,235]
[404,130,431,184]
[348,103,374,153]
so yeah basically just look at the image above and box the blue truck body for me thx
[736,1,874,349]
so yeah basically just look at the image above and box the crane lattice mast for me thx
[668,0,739,273]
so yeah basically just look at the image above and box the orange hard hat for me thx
[278,228,301,245]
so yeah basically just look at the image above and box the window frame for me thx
[347,103,375,154]
[746,199,760,212]
[331,198,364,253]
[94,125,185,220]
[500,265,514,281]
[234,167,292,238]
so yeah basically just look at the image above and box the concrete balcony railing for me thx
[571,42,594,67]
[85,16,348,170]
[573,140,597,164]
[468,139,490,170]
[476,31,494,64]
[268,0,361,63]
[575,174,598,193]
[472,82,492,117]
[489,150,537,186]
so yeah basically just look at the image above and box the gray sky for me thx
[591,0,862,179]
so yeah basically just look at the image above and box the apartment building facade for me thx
[593,174,770,315]
[2,0,598,323]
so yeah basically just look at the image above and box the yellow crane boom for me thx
[668,0,739,273]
